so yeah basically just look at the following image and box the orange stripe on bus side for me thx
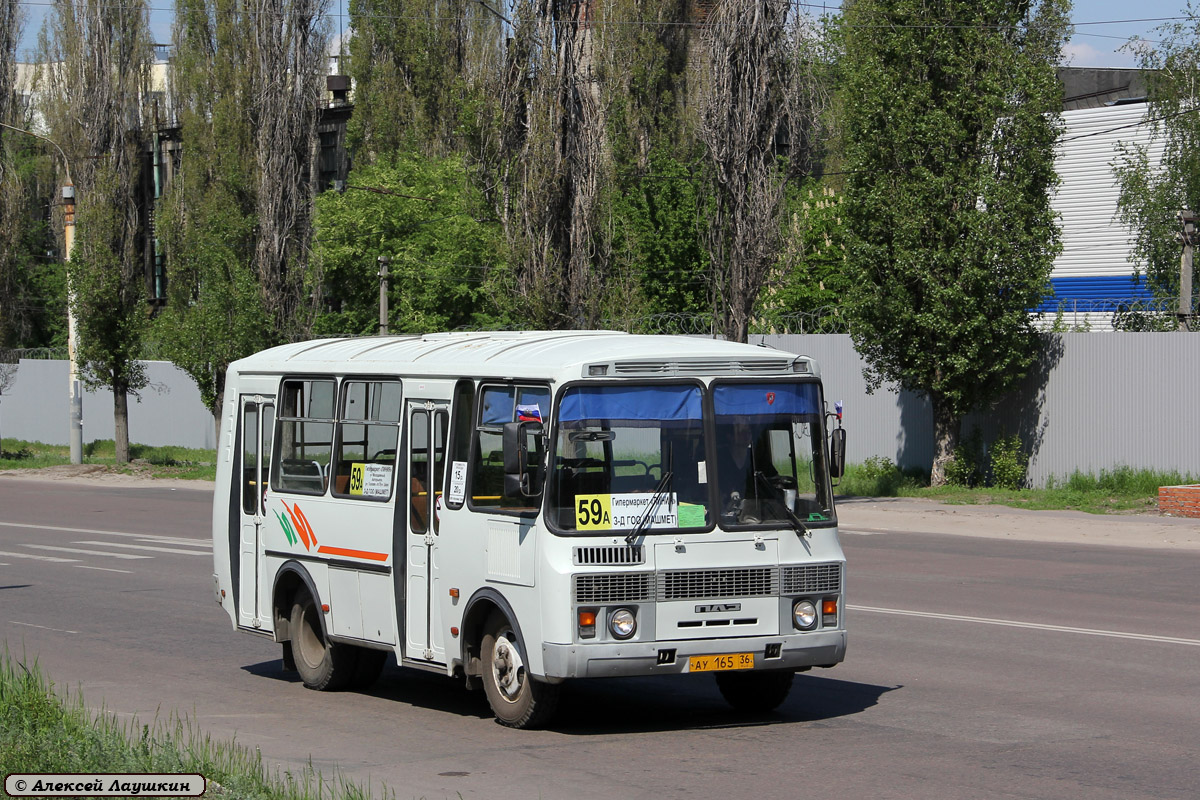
[316,545,389,562]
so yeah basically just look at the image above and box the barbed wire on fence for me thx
[1040,298,1193,332]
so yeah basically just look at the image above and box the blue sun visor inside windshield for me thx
[713,383,821,418]
[558,385,702,427]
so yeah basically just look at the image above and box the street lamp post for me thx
[0,122,83,463]
[377,256,390,336]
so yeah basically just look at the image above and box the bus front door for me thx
[238,396,274,629]
[404,400,449,662]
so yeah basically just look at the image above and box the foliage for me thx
[839,455,927,497]
[346,0,485,159]
[837,0,1070,484]
[1115,7,1200,304]
[37,0,155,463]
[0,654,388,800]
[311,154,505,334]
[697,0,829,342]
[608,148,711,327]
[759,178,852,326]
[0,437,216,479]
[156,0,328,419]
[988,433,1028,490]
[944,428,984,488]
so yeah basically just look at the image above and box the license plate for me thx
[689,652,754,672]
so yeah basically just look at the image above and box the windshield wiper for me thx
[626,470,674,545]
[754,470,810,538]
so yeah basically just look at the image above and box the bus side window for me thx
[272,378,336,495]
[470,384,548,513]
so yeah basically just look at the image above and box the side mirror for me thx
[503,420,544,498]
[829,427,847,479]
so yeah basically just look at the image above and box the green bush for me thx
[944,428,983,487]
[988,434,1028,490]
[841,455,927,497]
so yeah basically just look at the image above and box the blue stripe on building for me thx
[1035,275,1154,314]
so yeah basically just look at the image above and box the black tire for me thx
[715,669,795,712]
[480,612,560,728]
[289,590,357,691]
[349,647,388,689]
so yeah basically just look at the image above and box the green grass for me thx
[837,459,1196,515]
[0,438,216,481]
[0,653,386,800]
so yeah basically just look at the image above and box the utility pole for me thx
[1179,210,1196,333]
[0,122,82,463]
[377,255,390,336]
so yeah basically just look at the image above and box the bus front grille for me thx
[657,567,778,600]
[573,572,655,604]
[780,563,842,594]
[573,545,646,566]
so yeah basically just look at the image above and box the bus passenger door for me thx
[238,396,274,629]
[404,400,449,662]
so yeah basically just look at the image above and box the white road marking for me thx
[0,521,208,547]
[851,605,1200,647]
[0,549,77,563]
[840,528,888,535]
[75,565,134,574]
[25,545,151,560]
[76,540,209,556]
[10,621,79,634]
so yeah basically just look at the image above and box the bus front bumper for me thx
[540,630,846,680]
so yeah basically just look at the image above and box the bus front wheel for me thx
[289,590,355,691]
[715,669,794,713]
[480,612,560,728]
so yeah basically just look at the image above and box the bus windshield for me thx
[712,381,835,528]
[548,384,710,533]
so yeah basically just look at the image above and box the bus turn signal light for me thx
[822,599,838,616]
[579,611,597,627]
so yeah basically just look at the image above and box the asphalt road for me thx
[1,475,1197,800]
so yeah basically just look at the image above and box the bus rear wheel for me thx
[715,669,795,713]
[481,612,560,729]
[289,590,356,691]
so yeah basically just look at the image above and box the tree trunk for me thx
[113,379,130,464]
[211,386,224,445]
[930,393,959,487]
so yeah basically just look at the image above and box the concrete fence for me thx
[3,332,1198,484]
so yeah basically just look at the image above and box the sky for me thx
[12,0,1198,69]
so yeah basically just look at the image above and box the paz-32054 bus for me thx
[212,331,848,728]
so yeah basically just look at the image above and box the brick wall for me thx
[1158,485,1200,518]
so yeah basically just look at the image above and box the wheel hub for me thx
[491,633,524,700]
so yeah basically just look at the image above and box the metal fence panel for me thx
[756,332,1200,485]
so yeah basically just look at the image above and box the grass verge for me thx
[0,439,215,481]
[837,461,1196,514]
[0,653,384,800]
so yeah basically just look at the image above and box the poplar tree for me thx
[158,0,329,430]
[838,0,1069,484]
[38,0,154,463]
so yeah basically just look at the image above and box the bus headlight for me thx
[609,608,637,639]
[793,599,818,631]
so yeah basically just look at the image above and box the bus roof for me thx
[228,331,820,381]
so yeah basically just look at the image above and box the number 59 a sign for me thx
[575,492,678,531]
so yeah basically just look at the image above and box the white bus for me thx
[212,331,848,728]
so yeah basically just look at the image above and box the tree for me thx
[251,0,331,342]
[310,154,505,334]
[1115,9,1200,305]
[38,0,154,464]
[838,0,1069,485]
[157,0,329,431]
[473,0,610,329]
[346,0,482,159]
[0,0,65,351]
[696,0,829,342]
